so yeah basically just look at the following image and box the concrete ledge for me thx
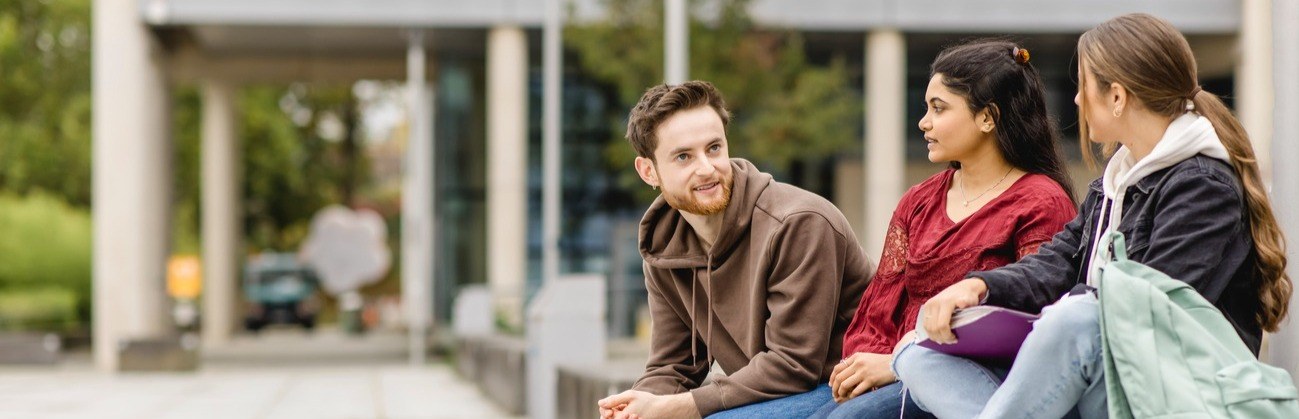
[118,334,199,372]
[456,333,527,416]
[0,333,61,364]
[457,335,658,417]
[557,359,644,419]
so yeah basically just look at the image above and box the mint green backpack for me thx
[1096,232,1299,418]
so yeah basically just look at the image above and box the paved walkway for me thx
[0,329,515,419]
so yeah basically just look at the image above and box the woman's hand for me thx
[829,352,896,402]
[893,330,917,355]
[919,278,988,344]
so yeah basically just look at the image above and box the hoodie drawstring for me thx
[706,253,715,368]
[690,268,698,365]
[688,255,717,370]
[1086,198,1113,286]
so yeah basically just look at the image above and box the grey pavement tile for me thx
[0,363,510,419]
[0,331,511,419]
[259,371,381,418]
[378,367,511,419]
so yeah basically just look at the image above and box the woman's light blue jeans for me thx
[892,294,1108,419]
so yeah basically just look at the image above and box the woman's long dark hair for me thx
[931,40,1077,204]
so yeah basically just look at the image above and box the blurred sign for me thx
[299,205,391,296]
[167,256,202,300]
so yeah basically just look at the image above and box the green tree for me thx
[242,84,372,251]
[172,84,374,254]
[565,0,860,200]
[171,83,376,254]
[172,89,203,255]
[0,0,92,206]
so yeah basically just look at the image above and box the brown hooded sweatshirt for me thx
[631,158,873,416]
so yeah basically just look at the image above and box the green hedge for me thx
[0,288,79,331]
[0,192,91,330]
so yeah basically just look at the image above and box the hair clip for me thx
[1012,47,1030,65]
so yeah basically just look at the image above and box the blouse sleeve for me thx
[1014,191,1078,260]
[839,186,919,356]
[974,188,1096,313]
[873,185,920,280]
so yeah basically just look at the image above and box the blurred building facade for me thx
[95,0,1291,373]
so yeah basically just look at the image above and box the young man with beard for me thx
[597,81,873,419]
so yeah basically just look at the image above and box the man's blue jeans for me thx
[808,381,935,419]
[705,384,832,419]
[892,294,1107,419]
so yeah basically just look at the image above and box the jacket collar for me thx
[1088,159,1199,197]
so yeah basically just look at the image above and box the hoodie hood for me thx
[1100,113,1230,200]
[639,158,772,268]
[1087,112,1230,284]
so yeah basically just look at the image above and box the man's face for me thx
[635,106,734,216]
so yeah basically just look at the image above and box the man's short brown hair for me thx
[625,81,731,160]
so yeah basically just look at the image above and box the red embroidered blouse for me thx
[842,169,1077,356]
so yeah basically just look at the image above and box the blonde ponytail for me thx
[1192,90,1291,331]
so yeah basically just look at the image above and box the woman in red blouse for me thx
[811,40,1078,419]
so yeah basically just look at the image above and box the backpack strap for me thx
[1108,231,1129,262]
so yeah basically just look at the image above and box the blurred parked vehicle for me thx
[243,253,320,331]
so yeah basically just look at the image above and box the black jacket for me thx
[971,155,1262,354]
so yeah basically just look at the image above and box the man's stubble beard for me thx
[662,170,733,216]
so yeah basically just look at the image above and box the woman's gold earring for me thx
[1113,108,1122,118]
[652,185,658,191]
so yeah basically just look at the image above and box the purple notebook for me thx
[916,306,1040,360]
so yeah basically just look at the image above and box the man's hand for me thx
[919,278,988,344]
[597,390,700,419]
[828,352,895,402]
[598,390,631,419]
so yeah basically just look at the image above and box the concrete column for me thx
[541,0,563,287]
[92,0,173,371]
[200,79,241,347]
[664,0,688,84]
[1266,0,1299,385]
[834,160,867,244]
[1238,0,1273,181]
[487,26,529,330]
[403,30,435,365]
[863,29,907,258]
[535,2,564,418]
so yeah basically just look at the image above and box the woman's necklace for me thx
[958,167,1015,207]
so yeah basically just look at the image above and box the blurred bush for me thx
[0,288,79,332]
[0,192,91,330]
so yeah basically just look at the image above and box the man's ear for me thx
[635,156,659,187]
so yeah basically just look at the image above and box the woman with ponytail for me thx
[893,13,1292,418]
